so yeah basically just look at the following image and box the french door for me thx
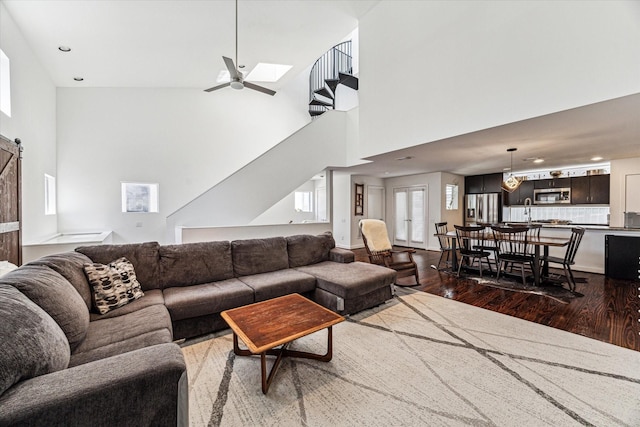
[393,186,426,249]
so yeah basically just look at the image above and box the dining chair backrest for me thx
[525,224,542,254]
[435,222,450,250]
[454,225,485,254]
[491,225,530,256]
[564,227,586,264]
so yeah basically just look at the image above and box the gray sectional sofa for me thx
[0,232,396,426]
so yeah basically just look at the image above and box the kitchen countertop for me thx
[503,222,640,232]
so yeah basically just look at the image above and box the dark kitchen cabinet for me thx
[534,178,571,189]
[571,175,610,204]
[504,180,534,205]
[465,173,503,194]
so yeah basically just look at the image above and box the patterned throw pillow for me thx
[83,257,144,314]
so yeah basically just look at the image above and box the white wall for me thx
[358,1,640,159]
[351,175,385,249]
[332,171,352,248]
[250,179,317,225]
[56,83,310,243]
[610,157,640,227]
[0,3,57,245]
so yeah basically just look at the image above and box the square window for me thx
[446,184,459,210]
[294,191,313,213]
[121,183,159,213]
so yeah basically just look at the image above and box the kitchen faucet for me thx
[524,197,532,223]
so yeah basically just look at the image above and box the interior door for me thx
[366,185,385,221]
[0,135,22,265]
[393,186,426,249]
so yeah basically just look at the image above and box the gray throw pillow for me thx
[0,284,70,396]
[84,257,145,314]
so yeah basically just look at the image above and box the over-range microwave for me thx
[533,188,571,204]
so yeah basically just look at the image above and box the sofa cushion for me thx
[286,232,335,268]
[0,284,70,395]
[76,242,161,290]
[84,257,145,315]
[89,289,164,321]
[0,265,89,351]
[73,304,172,355]
[69,329,173,368]
[159,241,234,288]
[239,269,317,302]
[27,252,94,310]
[232,237,289,276]
[163,278,254,321]
[296,261,396,299]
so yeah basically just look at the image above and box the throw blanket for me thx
[360,219,392,252]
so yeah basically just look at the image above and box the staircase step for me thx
[325,78,340,93]
[309,110,326,117]
[309,97,333,107]
[314,87,334,100]
[339,72,359,90]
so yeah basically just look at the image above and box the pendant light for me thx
[501,148,522,193]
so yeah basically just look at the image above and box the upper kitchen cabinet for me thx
[465,173,503,194]
[504,180,534,206]
[571,175,610,204]
[534,178,571,189]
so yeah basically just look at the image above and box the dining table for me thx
[434,229,571,286]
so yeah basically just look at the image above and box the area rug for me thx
[181,290,640,426]
[466,276,583,304]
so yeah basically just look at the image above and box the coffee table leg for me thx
[238,327,335,394]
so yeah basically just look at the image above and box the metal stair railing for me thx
[309,41,353,116]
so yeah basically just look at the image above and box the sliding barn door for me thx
[0,135,22,265]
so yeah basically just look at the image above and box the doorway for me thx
[366,185,385,221]
[393,186,427,249]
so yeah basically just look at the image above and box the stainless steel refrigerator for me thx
[465,193,501,225]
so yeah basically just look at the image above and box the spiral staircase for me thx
[309,41,359,117]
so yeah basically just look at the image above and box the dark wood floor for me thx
[353,248,640,352]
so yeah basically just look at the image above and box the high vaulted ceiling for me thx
[3,0,639,178]
[3,0,378,89]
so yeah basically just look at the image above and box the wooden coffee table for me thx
[220,293,344,394]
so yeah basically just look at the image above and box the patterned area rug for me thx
[182,290,640,426]
[466,276,583,304]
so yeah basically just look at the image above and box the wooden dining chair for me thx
[491,225,535,286]
[359,219,420,286]
[453,225,493,278]
[541,227,585,291]
[434,222,453,270]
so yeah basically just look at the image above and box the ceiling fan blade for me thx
[244,81,276,96]
[222,56,241,80]
[204,82,231,92]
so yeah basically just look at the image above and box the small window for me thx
[121,182,159,213]
[446,184,459,210]
[0,49,11,117]
[44,174,56,215]
[294,191,313,212]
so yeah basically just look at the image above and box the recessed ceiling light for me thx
[591,156,603,161]
[73,77,84,82]
[503,167,511,171]
[58,46,71,52]
[533,158,545,164]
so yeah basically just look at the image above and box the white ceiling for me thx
[3,0,639,178]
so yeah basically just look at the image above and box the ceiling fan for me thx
[204,0,275,96]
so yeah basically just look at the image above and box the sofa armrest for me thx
[329,247,355,263]
[0,343,188,427]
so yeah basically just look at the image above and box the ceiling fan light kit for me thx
[204,0,275,96]
[501,147,522,193]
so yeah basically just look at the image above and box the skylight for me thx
[216,63,291,83]
[246,63,292,82]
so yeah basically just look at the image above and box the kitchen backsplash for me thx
[506,206,610,225]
